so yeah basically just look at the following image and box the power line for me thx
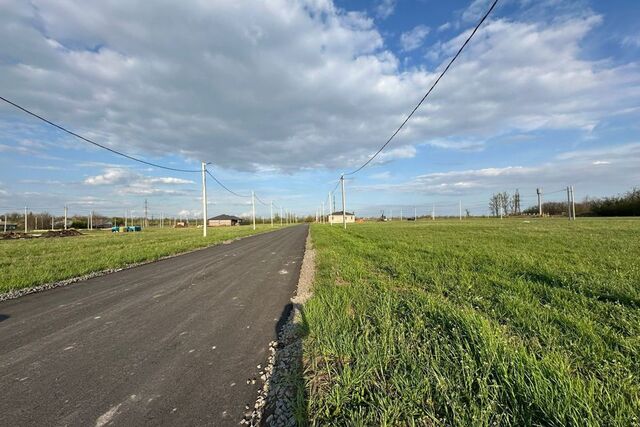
[344,0,499,176]
[205,169,250,198]
[254,194,270,207]
[0,95,200,173]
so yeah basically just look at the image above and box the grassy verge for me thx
[0,225,280,293]
[301,219,640,425]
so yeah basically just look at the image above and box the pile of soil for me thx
[0,232,33,240]
[1,229,83,240]
[41,229,83,238]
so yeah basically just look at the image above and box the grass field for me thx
[301,219,640,425]
[0,225,277,293]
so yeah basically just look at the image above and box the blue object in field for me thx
[111,226,142,232]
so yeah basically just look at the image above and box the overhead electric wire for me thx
[0,95,200,173]
[205,169,250,198]
[343,0,499,176]
[254,194,270,207]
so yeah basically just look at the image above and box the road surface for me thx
[0,224,308,426]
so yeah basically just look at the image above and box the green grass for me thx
[301,218,640,426]
[0,225,278,293]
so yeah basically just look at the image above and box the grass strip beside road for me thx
[301,219,640,425]
[0,225,280,293]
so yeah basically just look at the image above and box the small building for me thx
[1,221,18,231]
[208,214,243,227]
[328,211,355,224]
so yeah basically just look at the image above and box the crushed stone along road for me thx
[0,224,308,426]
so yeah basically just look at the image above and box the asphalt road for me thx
[0,224,308,426]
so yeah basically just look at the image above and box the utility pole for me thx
[321,201,325,224]
[566,186,573,221]
[64,205,68,230]
[432,204,435,221]
[24,206,27,233]
[329,192,333,226]
[400,208,403,221]
[340,173,346,229]
[537,188,543,217]
[201,162,208,237]
[251,191,256,230]
[4,214,6,232]
[390,208,393,221]
[270,201,273,228]
[571,186,576,220]
[459,200,462,220]
[144,199,148,228]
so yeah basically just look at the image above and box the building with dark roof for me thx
[208,214,243,227]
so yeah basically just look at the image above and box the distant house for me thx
[208,214,243,227]
[328,211,355,224]
[1,221,17,231]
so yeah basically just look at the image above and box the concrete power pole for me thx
[321,201,325,224]
[251,191,256,230]
[64,205,68,230]
[400,208,403,221]
[340,174,347,229]
[4,214,7,232]
[144,199,148,228]
[414,207,417,222]
[329,192,333,226]
[432,204,435,221]
[566,186,576,221]
[24,206,27,233]
[201,162,208,237]
[537,188,543,217]
[571,186,576,220]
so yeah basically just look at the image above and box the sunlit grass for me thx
[0,225,279,292]
[302,218,640,425]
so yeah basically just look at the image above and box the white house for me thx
[328,211,355,224]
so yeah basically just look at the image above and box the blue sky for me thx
[1,0,639,219]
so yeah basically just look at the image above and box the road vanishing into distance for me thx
[0,225,308,426]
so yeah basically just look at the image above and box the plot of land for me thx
[301,219,640,425]
[0,225,278,293]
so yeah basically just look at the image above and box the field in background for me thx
[302,219,640,425]
[0,225,278,293]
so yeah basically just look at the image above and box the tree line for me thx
[490,187,640,217]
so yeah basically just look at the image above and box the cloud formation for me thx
[400,25,430,52]
[0,0,638,176]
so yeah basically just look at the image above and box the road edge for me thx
[0,227,289,303]
[243,226,315,426]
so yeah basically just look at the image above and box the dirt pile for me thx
[0,232,33,240]
[41,229,83,238]
[1,229,83,240]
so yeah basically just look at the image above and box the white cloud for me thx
[400,25,430,52]
[353,143,640,197]
[0,1,638,174]
[622,34,640,48]
[375,0,396,19]
[437,22,452,32]
[84,168,195,196]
